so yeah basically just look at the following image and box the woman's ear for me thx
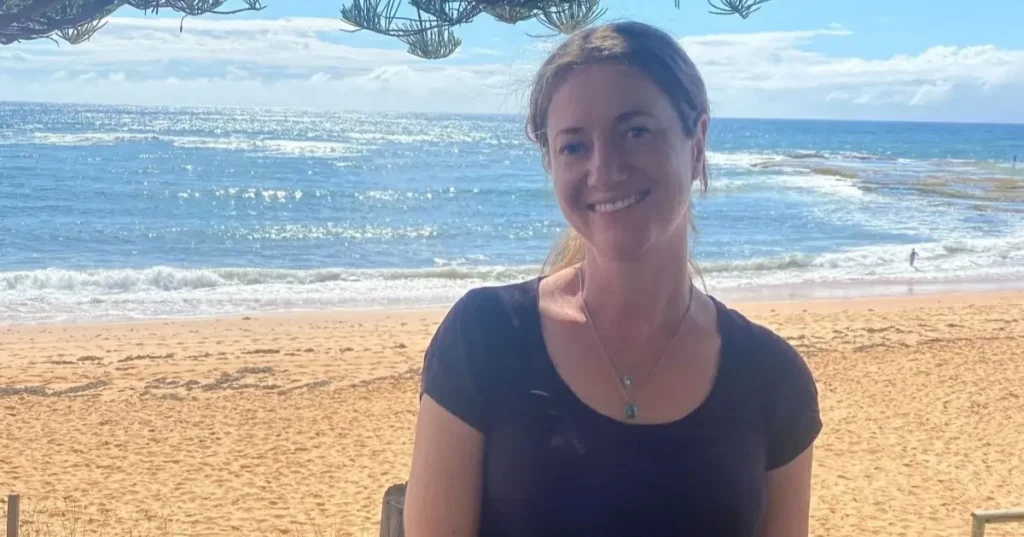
[692,115,709,182]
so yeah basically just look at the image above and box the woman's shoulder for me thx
[711,295,809,375]
[441,277,542,335]
[425,277,543,369]
[419,277,542,431]
[711,295,822,469]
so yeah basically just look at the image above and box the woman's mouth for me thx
[587,188,652,213]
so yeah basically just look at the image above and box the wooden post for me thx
[379,482,407,537]
[971,508,1024,537]
[6,494,19,537]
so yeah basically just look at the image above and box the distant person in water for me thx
[910,248,919,269]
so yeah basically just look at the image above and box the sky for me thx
[1,0,1023,123]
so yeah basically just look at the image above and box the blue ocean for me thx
[1,102,1022,324]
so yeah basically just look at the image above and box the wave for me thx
[707,151,784,169]
[711,174,870,200]
[4,229,1023,325]
[0,264,544,324]
[174,137,366,157]
[24,132,369,158]
[697,231,1024,291]
[776,174,870,199]
[701,254,815,273]
[0,265,542,293]
[31,132,162,145]
[787,151,828,159]
[345,131,509,145]
[809,167,859,179]
[22,128,521,153]
[708,150,888,170]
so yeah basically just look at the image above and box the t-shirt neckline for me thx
[521,274,734,429]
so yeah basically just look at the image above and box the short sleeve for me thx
[763,334,822,470]
[419,288,494,432]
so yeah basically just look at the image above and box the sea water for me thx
[1,102,1022,323]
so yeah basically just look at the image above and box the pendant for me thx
[621,375,633,389]
[623,402,638,421]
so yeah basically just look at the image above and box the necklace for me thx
[577,265,696,422]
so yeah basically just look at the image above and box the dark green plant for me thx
[1,0,772,57]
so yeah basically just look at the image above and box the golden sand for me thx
[2,291,1023,537]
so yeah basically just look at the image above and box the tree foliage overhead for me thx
[0,0,266,45]
[1,0,772,56]
[339,0,771,58]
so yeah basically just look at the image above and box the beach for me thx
[2,290,1022,537]
[3,103,1024,536]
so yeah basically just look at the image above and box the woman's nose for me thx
[588,142,628,189]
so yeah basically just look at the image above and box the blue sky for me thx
[2,0,1023,122]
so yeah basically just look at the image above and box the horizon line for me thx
[2,99,1023,127]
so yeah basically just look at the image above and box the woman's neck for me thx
[578,242,694,352]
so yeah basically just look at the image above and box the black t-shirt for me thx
[419,278,822,537]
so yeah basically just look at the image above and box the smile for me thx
[588,189,651,213]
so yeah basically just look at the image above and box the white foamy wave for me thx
[345,129,513,145]
[708,179,753,192]
[0,265,543,324]
[707,150,889,171]
[4,228,1023,324]
[707,151,784,169]
[0,265,541,294]
[710,173,869,199]
[773,174,870,200]
[26,132,370,158]
[171,137,366,157]
[835,151,877,160]
[702,231,1024,290]
[31,132,162,145]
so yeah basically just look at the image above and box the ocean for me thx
[1,102,1022,324]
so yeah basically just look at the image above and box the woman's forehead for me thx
[546,65,676,130]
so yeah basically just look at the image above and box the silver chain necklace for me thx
[577,265,696,422]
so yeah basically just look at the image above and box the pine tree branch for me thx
[1,0,774,54]
[0,0,265,43]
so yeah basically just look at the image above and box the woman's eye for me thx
[627,126,651,139]
[558,142,584,156]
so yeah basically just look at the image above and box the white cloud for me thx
[463,47,502,56]
[910,81,953,106]
[0,63,536,113]
[678,29,1024,121]
[1,17,1023,122]
[0,16,410,73]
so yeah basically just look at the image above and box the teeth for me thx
[593,192,644,213]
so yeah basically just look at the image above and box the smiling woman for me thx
[404,20,821,537]
[528,21,711,275]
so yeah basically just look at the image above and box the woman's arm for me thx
[404,393,485,537]
[756,445,814,537]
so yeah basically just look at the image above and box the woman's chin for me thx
[588,234,654,263]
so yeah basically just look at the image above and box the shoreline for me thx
[4,275,1024,328]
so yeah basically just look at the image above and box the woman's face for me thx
[545,63,706,263]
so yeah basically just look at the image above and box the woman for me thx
[404,21,822,537]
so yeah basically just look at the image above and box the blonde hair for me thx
[525,21,711,277]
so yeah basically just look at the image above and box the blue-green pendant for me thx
[623,402,638,421]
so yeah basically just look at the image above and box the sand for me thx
[2,290,1023,537]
